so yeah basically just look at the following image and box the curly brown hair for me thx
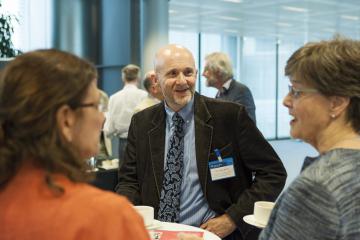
[0,49,97,189]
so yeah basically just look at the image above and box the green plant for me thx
[0,2,21,57]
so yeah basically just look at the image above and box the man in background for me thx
[202,52,256,123]
[103,64,147,162]
[134,70,164,113]
[97,90,112,160]
[116,44,286,240]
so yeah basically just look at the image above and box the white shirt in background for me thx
[133,95,160,114]
[104,84,147,138]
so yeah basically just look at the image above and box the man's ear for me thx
[56,105,76,142]
[150,71,156,82]
[150,84,157,95]
[153,74,159,85]
[329,96,350,118]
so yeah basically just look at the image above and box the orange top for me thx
[0,163,150,240]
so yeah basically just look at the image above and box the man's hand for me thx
[200,214,236,238]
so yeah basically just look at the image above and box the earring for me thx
[331,114,336,118]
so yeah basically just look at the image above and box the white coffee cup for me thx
[253,201,275,226]
[134,206,154,226]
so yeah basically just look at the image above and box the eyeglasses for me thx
[288,85,318,99]
[75,94,108,112]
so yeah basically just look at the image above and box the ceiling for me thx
[169,0,360,40]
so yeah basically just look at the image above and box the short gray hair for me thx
[205,52,233,82]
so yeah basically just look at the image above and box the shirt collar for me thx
[222,78,232,91]
[164,96,194,124]
[123,83,138,89]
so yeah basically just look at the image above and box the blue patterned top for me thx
[259,148,360,240]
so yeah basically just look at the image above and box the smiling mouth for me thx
[290,116,297,125]
[175,89,189,93]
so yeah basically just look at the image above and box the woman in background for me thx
[259,38,360,239]
[0,49,149,239]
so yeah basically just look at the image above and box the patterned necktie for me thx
[158,113,185,222]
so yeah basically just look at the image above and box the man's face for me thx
[156,49,197,112]
[202,63,218,87]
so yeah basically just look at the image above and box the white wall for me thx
[269,139,318,189]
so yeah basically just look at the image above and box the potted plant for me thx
[0,2,21,68]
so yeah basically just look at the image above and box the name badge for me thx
[209,157,235,181]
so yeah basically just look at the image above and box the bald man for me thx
[116,44,287,240]
[134,71,164,113]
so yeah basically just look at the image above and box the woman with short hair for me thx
[259,37,360,239]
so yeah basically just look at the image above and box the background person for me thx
[0,50,149,239]
[103,64,147,162]
[202,52,256,123]
[134,70,164,113]
[96,89,112,160]
[259,37,360,239]
[116,44,287,240]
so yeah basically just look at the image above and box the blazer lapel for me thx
[148,103,166,198]
[194,93,213,194]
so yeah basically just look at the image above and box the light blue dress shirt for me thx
[164,97,216,226]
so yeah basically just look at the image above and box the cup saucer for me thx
[146,220,162,230]
[243,215,266,229]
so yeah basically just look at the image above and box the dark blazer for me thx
[116,93,287,240]
[217,80,256,123]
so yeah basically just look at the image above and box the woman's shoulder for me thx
[303,148,360,186]
[263,149,360,239]
[68,183,133,210]
[59,184,149,239]
[321,148,360,163]
[289,148,360,216]
[64,183,143,225]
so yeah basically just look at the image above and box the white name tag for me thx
[209,157,235,181]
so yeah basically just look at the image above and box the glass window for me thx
[169,30,200,90]
[169,30,295,139]
[241,37,277,138]
[199,34,239,98]
[1,0,52,53]
[199,33,221,98]
[1,0,22,52]
[277,38,304,138]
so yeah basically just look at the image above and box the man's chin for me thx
[174,95,192,107]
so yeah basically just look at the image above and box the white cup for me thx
[134,206,154,226]
[253,201,275,226]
